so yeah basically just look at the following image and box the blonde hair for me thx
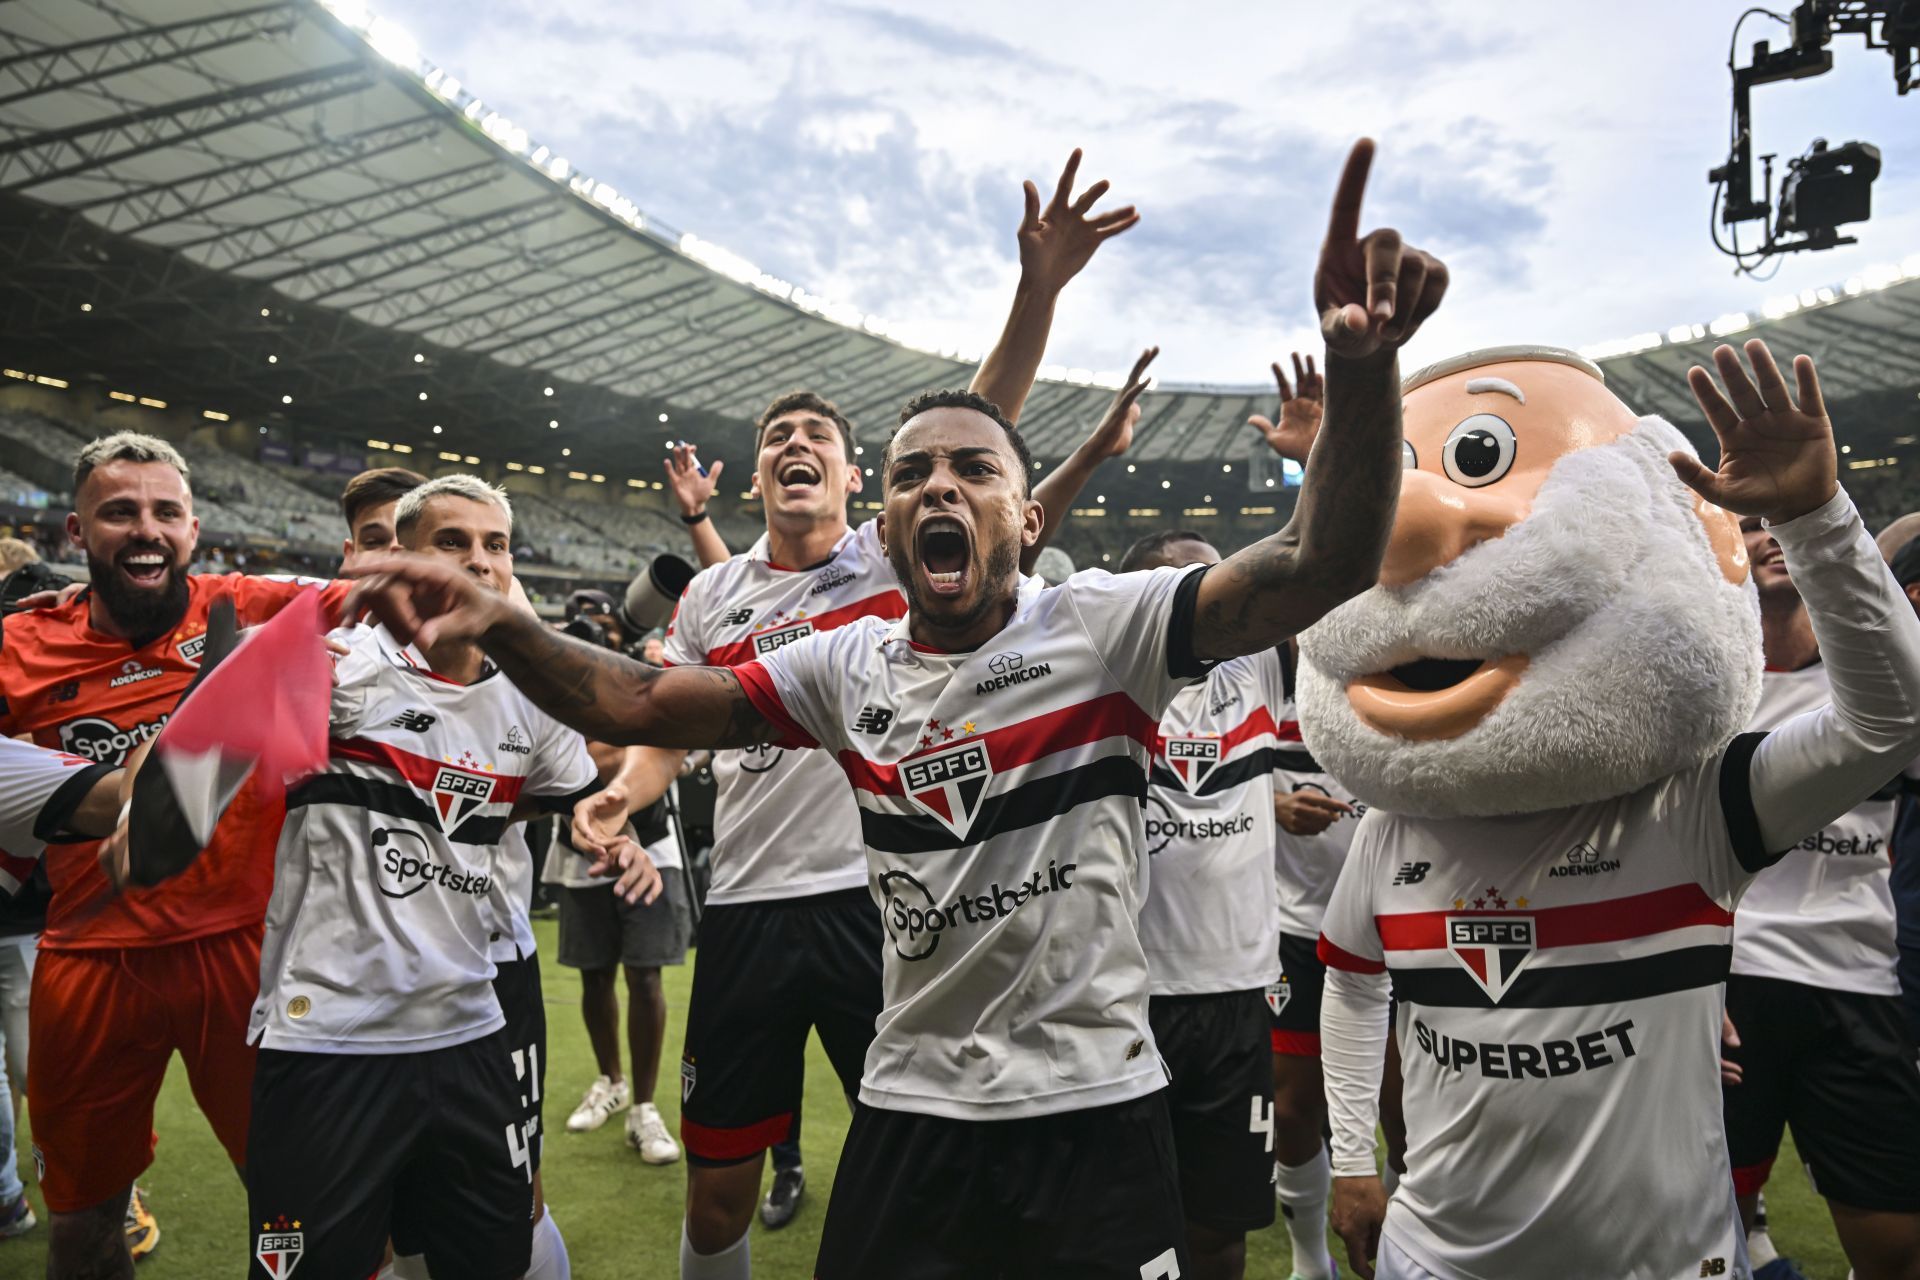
[394,474,514,541]
[73,431,190,494]
[0,537,37,575]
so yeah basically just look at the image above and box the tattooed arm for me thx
[1191,139,1447,663]
[343,559,777,749]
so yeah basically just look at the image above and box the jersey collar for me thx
[879,574,1046,657]
[747,522,858,572]
[376,624,497,685]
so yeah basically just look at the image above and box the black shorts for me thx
[680,887,882,1165]
[491,952,547,1177]
[1722,973,1920,1212]
[1149,989,1277,1234]
[247,1032,534,1280]
[814,1092,1189,1280]
[1268,932,1326,1055]
[557,868,692,971]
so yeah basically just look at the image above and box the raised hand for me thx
[1315,140,1447,360]
[1018,148,1140,294]
[663,442,723,518]
[1248,352,1325,463]
[1672,338,1838,525]
[1082,346,1158,461]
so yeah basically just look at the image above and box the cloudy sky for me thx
[368,0,1918,385]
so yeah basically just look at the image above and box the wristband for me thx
[680,510,710,526]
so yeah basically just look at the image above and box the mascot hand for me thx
[1672,338,1838,525]
[1247,351,1323,463]
[1331,1174,1387,1279]
[1315,139,1448,360]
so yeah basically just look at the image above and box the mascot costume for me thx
[1298,339,1920,1280]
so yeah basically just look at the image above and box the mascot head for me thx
[1297,346,1761,819]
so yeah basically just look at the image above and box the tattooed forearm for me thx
[478,613,781,749]
[481,613,668,743]
[1192,349,1403,661]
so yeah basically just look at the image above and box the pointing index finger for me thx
[1326,137,1375,245]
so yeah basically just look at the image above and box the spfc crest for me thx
[255,1228,304,1278]
[1162,736,1221,793]
[902,740,993,838]
[1265,977,1292,1017]
[430,766,495,832]
[680,1059,696,1104]
[1446,916,1538,1003]
[176,633,207,667]
[753,620,814,656]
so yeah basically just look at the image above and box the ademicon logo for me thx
[877,861,1076,961]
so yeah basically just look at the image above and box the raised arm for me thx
[663,442,732,569]
[571,743,687,862]
[1247,352,1324,465]
[1022,347,1157,573]
[1192,139,1447,662]
[970,148,1139,424]
[345,557,778,750]
[1672,341,1920,854]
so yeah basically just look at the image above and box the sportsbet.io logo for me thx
[57,714,167,763]
[877,862,1077,961]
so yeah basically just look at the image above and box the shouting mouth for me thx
[777,458,822,495]
[916,515,972,600]
[119,549,171,588]
[1346,653,1530,741]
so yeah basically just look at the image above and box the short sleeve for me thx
[1316,812,1387,974]
[225,573,352,627]
[1062,565,1213,718]
[730,628,845,753]
[525,719,599,810]
[0,737,112,890]
[661,570,710,668]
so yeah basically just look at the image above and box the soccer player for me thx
[349,137,1440,1278]
[0,432,347,1280]
[1721,513,1920,1280]
[240,475,651,1280]
[338,465,580,1280]
[569,148,1146,1278]
[1120,524,1287,1280]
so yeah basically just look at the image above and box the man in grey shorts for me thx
[552,802,692,1163]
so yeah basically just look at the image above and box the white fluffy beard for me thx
[1298,415,1762,819]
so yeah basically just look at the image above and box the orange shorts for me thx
[27,924,262,1213]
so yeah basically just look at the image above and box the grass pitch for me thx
[3,919,1851,1277]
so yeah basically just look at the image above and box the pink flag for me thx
[143,590,332,855]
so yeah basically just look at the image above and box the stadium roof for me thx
[1,0,1918,490]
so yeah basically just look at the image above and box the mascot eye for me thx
[1401,440,1418,470]
[1441,414,1517,487]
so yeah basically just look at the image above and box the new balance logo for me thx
[390,710,436,733]
[852,705,894,735]
[1699,1260,1727,1277]
[1391,861,1431,886]
[721,607,754,626]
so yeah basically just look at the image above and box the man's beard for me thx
[887,527,1021,640]
[88,551,190,647]
[1297,415,1762,819]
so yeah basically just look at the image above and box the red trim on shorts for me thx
[1317,934,1387,974]
[1272,1029,1321,1056]
[1731,1158,1775,1198]
[681,1112,795,1162]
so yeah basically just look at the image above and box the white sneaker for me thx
[565,1075,629,1133]
[626,1102,681,1165]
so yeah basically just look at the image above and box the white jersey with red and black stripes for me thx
[250,625,596,1055]
[1140,651,1285,995]
[1733,661,1900,995]
[1317,752,1758,1278]
[663,519,903,905]
[1271,679,1366,939]
[735,565,1212,1120]
[0,736,111,893]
